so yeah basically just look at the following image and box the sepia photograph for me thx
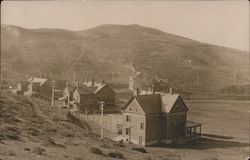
[0,0,249,160]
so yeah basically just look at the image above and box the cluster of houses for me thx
[12,73,201,146]
[12,77,117,113]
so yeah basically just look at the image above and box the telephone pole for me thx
[73,71,76,82]
[233,72,237,85]
[51,80,56,109]
[100,101,104,140]
[197,76,200,89]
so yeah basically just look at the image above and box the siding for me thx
[122,112,146,146]
[145,114,161,146]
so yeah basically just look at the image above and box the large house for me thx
[122,90,201,146]
[67,80,116,113]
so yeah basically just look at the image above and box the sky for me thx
[1,0,249,51]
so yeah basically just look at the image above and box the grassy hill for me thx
[1,24,249,90]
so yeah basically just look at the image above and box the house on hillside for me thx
[60,81,75,107]
[39,79,67,99]
[23,77,48,96]
[72,80,116,113]
[13,81,30,95]
[122,90,201,146]
[23,77,66,99]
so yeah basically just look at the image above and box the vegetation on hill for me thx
[1,24,249,90]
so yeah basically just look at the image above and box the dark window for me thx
[140,122,144,130]
[126,115,131,122]
[125,128,130,135]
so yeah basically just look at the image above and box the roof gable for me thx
[75,87,93,95]
[124,98,145,115]
[28,77,47,86]
[161,93,188,113]
[169,96,188,113]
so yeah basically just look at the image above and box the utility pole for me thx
[112,72,115,82]
[51,80,56,109]
[233,72,237,85]
[73,71,76,82]
[197,76,200,89]
[100,101,104,140]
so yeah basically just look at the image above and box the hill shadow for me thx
[153,138,249,150]
[202,133,234,140]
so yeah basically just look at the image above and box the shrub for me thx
[90,147,103,155]
[113,140,125,147]
[108,151,125,159]
[33,146,45,155]
[7,150,16,156]
[74,157,84,160]
[132,147,147,153]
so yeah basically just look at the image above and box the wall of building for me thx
[122,112,146,146]
[166,112,186,141]
[145,114,161,146]
[96,86,116,112]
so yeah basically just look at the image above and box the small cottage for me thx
[122,91,201,146]
[15,81,29,95]
[60,82,75,107]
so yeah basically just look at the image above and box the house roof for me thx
[124,93,187,115]
[28,77,47,86]
[76,84,110,94]
[66,85,76,92]
[186,120,201,128]
[54,80,67,90]
[160,93,180,113]
[76,86,93,94]
[135,94,162,114]
[95,84,107,94]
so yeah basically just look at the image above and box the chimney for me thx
[101,79,105,85]
[75,81,79,88]
[169,87,173,95]
[91,79,95,87]
[134,88,140,97]
[152,85,155,94]
[85,77,88,84]
[66,81,69,87]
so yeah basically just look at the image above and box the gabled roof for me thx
[76,84,111,94]
[124,94,162,115]
[160,93,180,113]
[28,77,47,86]
[136,94,162,114]
[124,93,188,115]
[76,86,93,94]
[65,85,76,92]
[54,80,67,90]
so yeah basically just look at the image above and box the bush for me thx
[7,150,16,156]
[90,147,103,155]
[108,151,125,159]
[113,140,125,147]
[74,157,84,160]
[33,146,46,155]
[132,147,147,153]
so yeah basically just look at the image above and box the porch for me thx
[185,121,202,141]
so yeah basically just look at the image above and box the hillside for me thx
[1,24,249,90]
[0,92,249,160]
[0,93,152,160]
